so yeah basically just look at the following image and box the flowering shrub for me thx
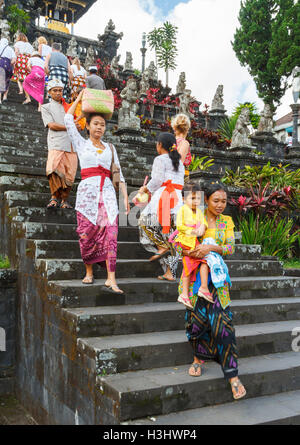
[112,88,122,110]
[191,127,231,149]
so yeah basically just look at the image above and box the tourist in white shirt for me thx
[70,57,87,101]
[64,90,130,291]
[13,33,33,95]
[0,38,16,104]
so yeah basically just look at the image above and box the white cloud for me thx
[75,0,292,120]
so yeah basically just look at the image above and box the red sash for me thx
[81,166,111,191]
[158,180,183,234]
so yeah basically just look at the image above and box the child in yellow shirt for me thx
[171,183,213,308]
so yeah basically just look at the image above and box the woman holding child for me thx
[177,182,246,400]
[64,90,130,292]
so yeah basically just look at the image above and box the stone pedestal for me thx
[290,103,300,148]
[208,108,227,131]
[251,133,285,159]
[115,128,146,143]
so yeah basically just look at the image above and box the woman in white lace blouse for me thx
[64,91,130,292]
[138,133,185,281]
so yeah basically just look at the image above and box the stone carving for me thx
[0,18,10,41]
[147,61,157,81]
[179,89,194,118]
[139,70,150,96]
[124,51,133,72]
[176,72,186,95]
[0,0,5,19]
[118,78,140,130]
[98,19,123,62]
[110,54,120,78]
[292,66,300,103]
[85,45,95,70]
[231,108,253,149]
[105,19,116,33]
[257,103,274,133]
[67,37,78,58]
[211,85,224,111]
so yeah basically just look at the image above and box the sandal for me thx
[177,293,194,309]
[189,362,203,377]
[47,198,59,209]
[107,284,124,294]
[82,275,94,285]
[149,249,170,262]
[157,275,176,282]
[198,289,214,303]
[230,378,247,400]
[60,201,73,209]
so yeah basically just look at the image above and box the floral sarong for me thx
[12,54,29,81]
[77,193,118,271]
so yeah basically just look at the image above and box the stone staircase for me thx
[0,84,300,425]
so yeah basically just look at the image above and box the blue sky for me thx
[141,0,191,17]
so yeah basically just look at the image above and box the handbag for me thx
[82,88,114,119]
[109,143,120,192]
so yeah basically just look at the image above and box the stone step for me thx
[0,176,58,194]
[77,320,298,374]
[32,238,262,260]
[127,389,300,425]
[0,154,47,169]
[0,146,48,159]
[0,163,45,177]
[47,276,300,308]
[0,124,46,138]
[0,137,46,150]
[36,257,283,281]
[98,351,300,422]
[23,221,139,241]
[62,298,300,338]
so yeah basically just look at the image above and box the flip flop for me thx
[82,276,94,285]
[198,289,214,303]
[60,201,73,209]
[47,198,59,209]
[230,378,247,400]
[149,250,170,262]
[189,362,202,377]
[157,275,176,282]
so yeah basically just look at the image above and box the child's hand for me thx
[195,224,206,238]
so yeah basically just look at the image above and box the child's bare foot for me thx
[198,287,214,303]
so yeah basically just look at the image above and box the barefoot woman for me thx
[64,91,130,292]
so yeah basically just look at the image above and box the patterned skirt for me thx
[71,75,86,99]
[48,65,70,100]
[12,54,30,82]
[185,286,239,380]
[77,193,118,271]
[139,213,180,279]
[0,57,13,92]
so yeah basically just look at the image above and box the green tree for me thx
[148,21,178,87]
[232,0,299,111]
[7,4,30,35]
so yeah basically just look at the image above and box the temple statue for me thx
[176,72,186,95]
[231,108,253,149]
[292,66,300,103]
[179,89,194,118]
[85,45,95,70]
[124,51,133,72]
[98,19,123,61]
[211,85,225,111]
[257,103,274,133]
[0,18,10,41]
[118,78,140,130]
[147,61,157,81]
[139,70,150,96]
[67,36,78,58]
[110,54,120,78]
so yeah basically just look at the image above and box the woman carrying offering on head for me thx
[64,90,130,292]
[171,113,192,175]
[138,133,185,281]
[179,183,246,400]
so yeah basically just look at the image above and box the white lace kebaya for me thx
[64,114,125,225]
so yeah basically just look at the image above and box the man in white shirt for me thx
[41,79,78,209]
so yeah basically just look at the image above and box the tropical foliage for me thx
[7,4,30,35]
[188,156,215,172]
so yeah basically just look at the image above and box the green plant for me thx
[0,255,10,269]
[7,4,30,35]
[239,213,299,260]
[189,155,214,172]
[151,21,178,87]
[218,115,238,140]
[232,102,261,129]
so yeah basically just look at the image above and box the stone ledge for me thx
[0,270,17,286]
